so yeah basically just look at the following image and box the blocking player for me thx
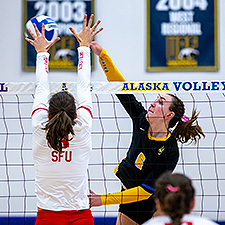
[25,15,102,225]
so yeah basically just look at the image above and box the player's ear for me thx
[166,111,175,120]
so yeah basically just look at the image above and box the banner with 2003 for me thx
[23,0,94,71]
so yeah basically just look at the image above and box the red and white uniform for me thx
[142,214,219,225]
[32,47,92,211]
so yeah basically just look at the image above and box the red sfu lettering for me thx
[78,52,84,70]
[43,56,49,74]
[165,222,193,225]
[51,150,72,162]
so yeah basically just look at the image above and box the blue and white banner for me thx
[22,0,94,71]
[146,0,218,72]
[1,81,225,94]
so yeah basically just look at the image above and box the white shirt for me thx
[32,47,92,211]
[142,214,219,225]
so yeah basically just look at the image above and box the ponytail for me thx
[168,94,205,144]
[173,108,205,144]
[163,192,186,225]
[44,92,76,152]
[154,172,195,225]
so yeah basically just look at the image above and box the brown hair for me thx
[154,172,195,225]
[168,94,205,144]
[44,91,76,151]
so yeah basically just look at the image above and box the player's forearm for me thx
[100,186,152,205]
[33,52,50,110]
[77,47,92,110]
[36,52,50,84]
[99,48,126,82]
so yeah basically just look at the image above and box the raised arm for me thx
[69,15,103,123]
[91,41,126,82]
[25,23,60,127]
[91,41,146,120]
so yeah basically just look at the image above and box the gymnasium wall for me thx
[0,1,224,225]
[0,0,224,83]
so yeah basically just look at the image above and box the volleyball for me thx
[25,15,59,41]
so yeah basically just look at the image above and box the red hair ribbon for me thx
[167,184,180,193]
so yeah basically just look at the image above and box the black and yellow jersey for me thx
[114,94,179,193]
[98,48,179,206]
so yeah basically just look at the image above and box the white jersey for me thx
[32,47,92,211]
[142,214,219,225]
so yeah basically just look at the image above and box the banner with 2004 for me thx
[146,0,218,72]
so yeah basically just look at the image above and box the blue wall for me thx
[0,217,117,225]
[0,217,224,225]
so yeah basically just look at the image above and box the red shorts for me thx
[35,209,94,225]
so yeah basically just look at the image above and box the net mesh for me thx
[0,82,225,222]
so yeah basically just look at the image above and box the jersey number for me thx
[135,153,146,170]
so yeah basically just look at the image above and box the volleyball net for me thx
[0,81,225,223]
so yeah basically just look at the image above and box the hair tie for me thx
[167,184,180,193]
[61,108,65,112]
[181,115,189,122]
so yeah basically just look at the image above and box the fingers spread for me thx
[33,23,40,36]
[88,14,94,28]
[41,23,45,36]
[92,20,101,31]
[93,27,103,37]
[82,14,87,30]
[25,38,34,46]
[69,27,76,36]
[46,37,60,51]
[27,28,36,40]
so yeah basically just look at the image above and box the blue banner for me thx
[146,0,218,72]
[23,0,94,71]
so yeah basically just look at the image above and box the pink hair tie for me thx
[167,184,180,193]
[181,115,190,122]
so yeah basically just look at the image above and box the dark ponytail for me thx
[168,94,205,144]
[44,91,76,151]
[154,172,195,225]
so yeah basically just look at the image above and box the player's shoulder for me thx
[143,214,218,225]
[183,214,219,225]
[166,133,179,149]
[142,216,171,225]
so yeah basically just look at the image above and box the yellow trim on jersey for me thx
[147,129,171,141]
[158,146,165,155]
[99,48,126,82]
[114,158,125,174]
[101,186,152,205]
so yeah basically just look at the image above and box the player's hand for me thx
[25,23,60,53]
[69,14,103,47]
[90,41,103,56]
[88,190,102,207]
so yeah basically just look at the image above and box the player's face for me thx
[145,94,173,124]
